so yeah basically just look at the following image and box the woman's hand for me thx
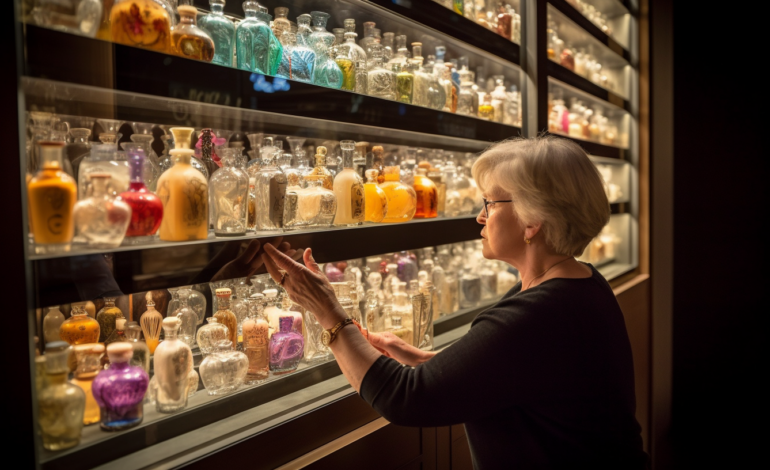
[261,244,347,330]
[210,238,301,282]
[366,332,436,367]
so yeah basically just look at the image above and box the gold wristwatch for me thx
[322,318,354,347]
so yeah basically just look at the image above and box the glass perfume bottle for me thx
[478,93,495,120]
[255,5,283,75]
[174,288,198,348]
[171,2,215,62]
[459,268,481,308]
[70,343,104,426]
[296,13,313,47]
[28,142,77,254]
[119,147,163,242]
[490,75,509,123]
[139,291,163,354]
[157,127,209,241]
[276,31,315,83]
[92,343,149,431]
[269,316,304,374]
[60,303,100,345]
[110,0,171,53]
[380,166,417,223]
[104,317,128,346]
[230,285,251,342]
[283,179,337,230]
[314,46,344,89]
[457,67,477,116]
[197,128,220,179]
[125,322,150,372]
[73,173,132,248]
[43,306,65,345]
[213,288,238,349]
[33,0,103,37]
[331,141,365,226]
[38,342,85,450]
[341,31,367,91]
[358,21,377,52]
[153,317,193,413]
[198,0,235,67]
[414,282,435,350]
[242,295,270,382]
[410,43,445,110]
[303,146,334,190]
[363,169,388,223]
[308,11,335,59]
[209,148,249,237]
[200,340,249,395]
[413,167,438,218]
[68,127,92,179]
[254,149,287,231]
[97,297,123,343]
[235,0,261,71]
[272,6,291,36]
[196,317,230,357]
[367,45,397,100]
[394,63,415,104]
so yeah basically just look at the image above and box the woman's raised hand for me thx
[261,244,347,330]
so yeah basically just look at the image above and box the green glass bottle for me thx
[235,1,261,71]
[255,5,283,75]
[198,0,235,67]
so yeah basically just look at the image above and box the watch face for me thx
[322,329,331,347]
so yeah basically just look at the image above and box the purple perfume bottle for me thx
[396,251,419,283]
[269,316,304,374]
[92,343,149,431]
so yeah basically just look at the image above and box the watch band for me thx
[323,318,354,346]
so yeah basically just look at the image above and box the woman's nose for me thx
[476,208,486,225]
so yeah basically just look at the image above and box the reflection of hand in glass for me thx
[210,238,302,282]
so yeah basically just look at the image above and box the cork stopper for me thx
[177,4,197,18]
[215,288,232,298]
[106,342,133,363]
[169,127,194,150]
[116,318,126,330]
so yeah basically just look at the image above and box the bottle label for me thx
[269,176,287,227]
[351,182,365,221]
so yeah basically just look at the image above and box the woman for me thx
[261,136,647,469]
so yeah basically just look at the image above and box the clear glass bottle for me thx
[296,13,313,47]
[96,297,122,343]
[315,46,344,89]
[410,43,445,110]
[104,317,128,346]
[459,268,481,308]
[358,21,378,54]
[283,179,337,230]
[380,166,417,223]
[73,173,132,248]
[367,45,397,100]
[331,282,358,322]
[209,148,249,236]
[174,288,199,348]
[413,167,438,219]
[231,285,251,342]
[242,295,270,382]
[170,2,215,62]
[125,322,150,372]
[92,343,149,430]
[213,288,239,349]
[276,31,315,83]
[60,303,100,345]
[332,140,365,226]
[33,0,103,37]
[43,306,65,345]
[388,34,410,67]
[364,169,388,223]
[395,63,415,104]
[196,317,230,357]
[303,146,334,190]
[198,0,235,67]
[110,0,171,53]
[381,31,395,60]
[200,340,249,395]
[269,316,304,374]
[119,147,163,242]
[272,6,291,36]
[303,296,332,364]
[438,62,456,113]
[308,11,335,61]
[126,125,162,192]
[153,317,193,413]
[415,282,436,350]
[254,148,288,231]
[157,127,209,241]
[28,142,77,253]
[457,67,477,116]
[38,342,85,450]
[70,343,104,426]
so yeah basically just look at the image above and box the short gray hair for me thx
[472,136,610,257]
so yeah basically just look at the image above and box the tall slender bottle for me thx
[213,288,238,349]
[28,142,77,254]
[254,148,287,231]
[395,63,415,104]
[198,0,235,67]
[157,127,209,241]
[70,343,105,425]
[242,294,270,383]
[236,1,261,71]
[139,291,163,354]
[333,141,365,226]
[255,6,283,75]
[209,148,249,236]
[38,342,85,450]
[153,317,193,413]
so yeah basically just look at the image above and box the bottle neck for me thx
[46,372,67,385]
[110,360,131,371]
[211,4,224,15]
[341,148,354,168]
[217,298,231,310]
[90,179,110,197]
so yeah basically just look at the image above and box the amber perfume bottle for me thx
[213,288,238,349]
[242,296,270,383]
[60,303,100,345]
[110,0,172,53]
[171,2,215,62]
[303,146,334,190]
[364,169,388,223]
[412,168,438,218]
[380,166,417,223]
[70,343,105,426]
[97,297,123,342]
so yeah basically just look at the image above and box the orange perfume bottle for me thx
[412,167,438,219]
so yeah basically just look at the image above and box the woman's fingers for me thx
[264,243,305,275]
[240,239,262,263]
[304,248,321,274]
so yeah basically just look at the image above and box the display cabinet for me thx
[11,0,643,468]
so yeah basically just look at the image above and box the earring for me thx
[524,237,531,244]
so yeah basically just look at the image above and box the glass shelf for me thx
[423,0,522,46]
[589,155,632,204]
[560,0,633,50]
[579,212,637,279]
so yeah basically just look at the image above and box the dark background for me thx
[672,3,764,468]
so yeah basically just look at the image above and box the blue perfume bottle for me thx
[277,32,315,83]
[198,0,235,67]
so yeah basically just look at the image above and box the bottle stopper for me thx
[106,342,133,363]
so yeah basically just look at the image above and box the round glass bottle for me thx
[60,303,100,345]
[96,297,123,343]
[92,343,149,431]
[73,173,132,248]
[110,0,172,53]
[379,166,417,223]
[171,3,215,62]
[269,316,304,374]
[38,342,85,450]
[196,317,230,356]
[119,147,163,242]
[125,322,150,372]
[199,340,249,395]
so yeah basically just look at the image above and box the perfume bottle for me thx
[367,45,397,100]
[110,0,171,53]
[242,295,270,382]
[363,169,388,223]
[413,167,438,219]
[269,316,304,374]
[60,303,100,345]
[496,2,512,40]
[358,21,378,53]
[332,282,361,323]
[28,142,77,253]
[272,6,291,36]
[97,297,123,342]
[380,166,417,223]
[33,0,103,37]
[92,343,149,431]
[38,342,85,450]
[170,2,215,62]
[174,288,199,348]
[303,296,332,364]
[104,317,128,346]
[303,146,334,190]
[153,317,193,413]
[254,148,287,231]
[70,343,104,425]
[213,288,238,349]
[197,128,220,179]
[209,148,249,236]
[198,0,235,67]
[200,340,249,396]
[295,13,313,47]
[73,173,132,248]
[456,67,478,116]
[440,268,459,315]
[119,147,163,241]
[125,123,162,191]
[410,43,445,110]
[235,1,261,71]
[331,141,365,226]
[255,6,283,75]
[157,127,209,241]
[340,31,367,92]
[315,46,344,89]
[394,63,415,104]
[276,31,315,83]
[43,306,65,344]
[195,318,229,357]
[414,282,435,350]
[459,268,481,308]
[125,322,150,372]
[283,179,337,230]
[137,292,162,354]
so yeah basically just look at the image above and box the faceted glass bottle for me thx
[213,288,239,349]
[200,340,249,395]
[33,0,103,38]
[395,63,414,104]
[254,151,288,231]
[38,342,85,450]
[28,142,77,253]
[315,47,344,89]
[60,304,100,345]
[174,288,199,348]
[125,322,150,372]
[198,0,235,67]
[285,31,316,83]
[303,146,334,190]
[110,0,171,53]
[333,141,365,226]
[92,343,149,431]
[209,148,249,236]
[97,297,123,343]
[73,173,132,248]
[367,46,397,100]
[119,147,163,241]
[380,166,417,223]
[70,343,105,426]
[235,1,261,71]
[364,170,388,223]
[269,316,304,374]
[197,317,230,356]
[243,294,270,382]
[282,179,337,230]
[410,43,445,110]
[171,3,214,62]
[157,127,209,241]
[413,168,438,218]
[153,317,193,413]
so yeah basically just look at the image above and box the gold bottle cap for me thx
[169,127,194,150]
[215,288,232,298]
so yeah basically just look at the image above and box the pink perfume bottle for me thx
[269,316,304,374]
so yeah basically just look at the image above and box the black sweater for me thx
[360,265,647,469]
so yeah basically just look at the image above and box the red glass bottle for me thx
[497,5,512,40]
[119,147,163,239]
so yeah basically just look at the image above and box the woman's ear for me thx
[524,222,542,241]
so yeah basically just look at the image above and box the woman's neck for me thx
[506,248,588,291]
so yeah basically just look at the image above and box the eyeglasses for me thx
[482,198,513,218]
